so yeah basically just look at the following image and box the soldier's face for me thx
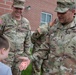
[12,7,24,18]
[57,10,74,25]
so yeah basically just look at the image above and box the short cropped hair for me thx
[0,35,10,50]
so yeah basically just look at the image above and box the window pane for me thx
[41,13,46,22]
[40,12,52,26]
[47,14,51,22]
[40,22,46,25]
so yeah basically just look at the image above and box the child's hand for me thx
[18,57,30,71]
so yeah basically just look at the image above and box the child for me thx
[0,35,12,75]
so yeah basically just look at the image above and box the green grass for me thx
[21,63,32,75]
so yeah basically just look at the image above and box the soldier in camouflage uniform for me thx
[0,0,31,75]
[31,19,56,75]
[32,0,76,75]
[31,25,49,75]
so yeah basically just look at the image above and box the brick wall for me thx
[24,0,57,30]
[0,0,12,15]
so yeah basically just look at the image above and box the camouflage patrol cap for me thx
[13,0,26,9]
[55,0,75,13]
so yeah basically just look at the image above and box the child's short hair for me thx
[0,35,10,50]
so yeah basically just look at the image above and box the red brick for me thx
[0,0,5,3]
[0,8,4,13]
[4,9,12,13]
[0,8,5,16]
[6,1,13,5]
[24,0,57,30]
[0,4,10,9]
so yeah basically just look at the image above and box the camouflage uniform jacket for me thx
[0,13,31,66]
[39,17,76,75]
[31,24,48,47]
[31,24,50,61]
[31,24,50,75]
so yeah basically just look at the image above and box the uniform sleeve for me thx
[31,30,41,44]
[0,14,7,35]
[24,21,31,56]
[0,17,4,35]
[31,25,49,61]
[39,24,48,34]
[64,36,76,59]
[32,41,49,61]
[31,24,48,44]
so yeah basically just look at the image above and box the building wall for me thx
[24,0,57,30]
[0,0,57,31]
[0,0,12,15]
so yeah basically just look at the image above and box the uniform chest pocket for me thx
[4,24,16,33]
[16,24,29,33]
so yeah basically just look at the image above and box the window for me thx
[40,12,52,25]
[4,0,12,1]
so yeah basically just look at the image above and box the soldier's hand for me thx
[37,28,41,34]
[49,19,57,27]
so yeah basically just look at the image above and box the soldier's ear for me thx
[37,28,41,34]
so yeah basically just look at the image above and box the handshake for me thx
[18,57,30,71]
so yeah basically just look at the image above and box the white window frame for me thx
[40,12,52,25]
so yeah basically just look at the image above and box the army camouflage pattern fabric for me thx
[13,0,25,8]
[37,17,76,75]
[31,21,56,75]
[0,13,31,75]
[31,29,49,75]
